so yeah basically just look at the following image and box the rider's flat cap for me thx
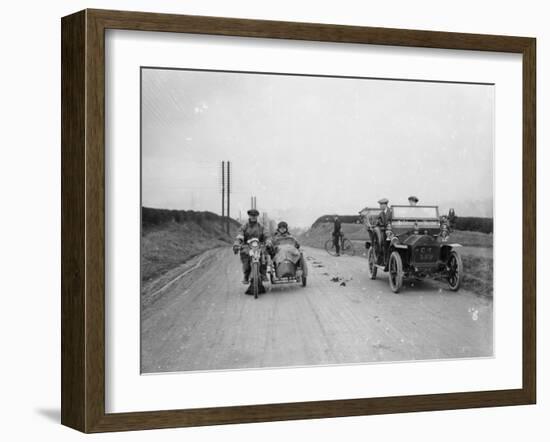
[378,198,389,204]
[408,195,419,202]
[247,209,260,216]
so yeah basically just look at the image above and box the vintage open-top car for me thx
[361,205,462,293]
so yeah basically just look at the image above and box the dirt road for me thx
[141,246,493,373]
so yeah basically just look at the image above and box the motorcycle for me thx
[241,237,268,299]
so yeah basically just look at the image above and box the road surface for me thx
[141,246,493,373]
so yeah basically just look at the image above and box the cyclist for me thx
[333,215,342,256]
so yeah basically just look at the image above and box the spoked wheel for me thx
[251,262,260,299]
[447,251,462,291]
[342,239,355,256]
[367,247,377,280]
[264,276,272,292]
[388,251,404,293]
[324,239,338,256]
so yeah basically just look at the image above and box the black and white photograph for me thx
[140,67,494,374]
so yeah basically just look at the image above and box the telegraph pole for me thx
[226,161,231,234]
[221,161,225,231]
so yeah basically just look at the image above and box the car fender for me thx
[393,244,408,250]
[444,243,462,249]
[440,243,462,261]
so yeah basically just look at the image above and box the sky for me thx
[141,68,494,228]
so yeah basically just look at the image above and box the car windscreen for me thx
[391,206,439,220]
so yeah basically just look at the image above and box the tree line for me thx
[142,207,240,229]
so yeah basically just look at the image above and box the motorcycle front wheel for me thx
[251,261,260,299]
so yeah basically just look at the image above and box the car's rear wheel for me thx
[388,251,404,293]
[447,251,462,291]
[367,247,377,280]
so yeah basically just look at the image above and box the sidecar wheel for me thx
[301,276,307,287]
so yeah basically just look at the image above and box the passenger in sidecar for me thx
[266,221,308,288]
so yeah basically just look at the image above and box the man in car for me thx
[374,198,391,265]
[333,215,342,256]
[233,208,268,284]
[408,195,419,206]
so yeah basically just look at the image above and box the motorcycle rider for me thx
[233,209,268,284]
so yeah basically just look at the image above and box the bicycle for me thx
[324,234,355,256]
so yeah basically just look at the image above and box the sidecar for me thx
[266,237,308,288]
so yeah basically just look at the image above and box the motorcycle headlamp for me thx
[250,239,259,248]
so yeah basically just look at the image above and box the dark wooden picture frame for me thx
[61,9,536,433]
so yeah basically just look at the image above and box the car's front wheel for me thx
[388,251,404,293]
[447,251,462,291]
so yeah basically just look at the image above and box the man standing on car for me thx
[233,209,268,284]
[374,198,391,265]
[408,195,419,206]
[333,215,342,256]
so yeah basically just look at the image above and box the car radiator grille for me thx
[413,246,438,264]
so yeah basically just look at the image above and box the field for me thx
[299,223,493,297]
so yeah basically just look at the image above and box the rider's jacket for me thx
[235,221,267,245]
